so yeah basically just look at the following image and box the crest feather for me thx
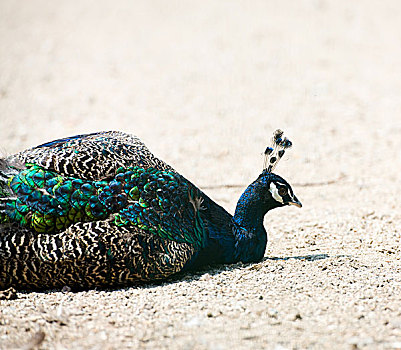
[263,129,292,173]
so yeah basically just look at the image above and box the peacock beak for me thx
[287,196,302,208]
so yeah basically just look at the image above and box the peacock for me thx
[0,130,301,290]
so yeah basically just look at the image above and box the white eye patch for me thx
[269,182,284,204]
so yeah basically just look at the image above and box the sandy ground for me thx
[1,0,401,349]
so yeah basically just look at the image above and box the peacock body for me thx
[0,130,301,290]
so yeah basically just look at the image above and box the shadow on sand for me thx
[264,253,330,262]
[12,253,351,294]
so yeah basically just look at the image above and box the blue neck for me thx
[233,181,267,229]
[185,178,280,270]
[231,181,272,263]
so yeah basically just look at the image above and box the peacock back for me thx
[0,131,209,289]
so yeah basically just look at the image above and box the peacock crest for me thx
[263,129,293,173]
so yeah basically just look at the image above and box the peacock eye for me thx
[278,187,288,196]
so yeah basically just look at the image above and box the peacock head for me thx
[255,170,302,210]
[259,129,301,209]
[234,129,301,227]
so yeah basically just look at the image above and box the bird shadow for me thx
[135,253,349,290]
[8,253,350,295]
[263,253,331,262]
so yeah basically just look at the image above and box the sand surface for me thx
[1,1,401,349]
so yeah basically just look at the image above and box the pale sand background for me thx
[1,1,401,349]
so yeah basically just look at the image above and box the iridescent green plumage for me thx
[2,163,205,249]
[3,164,109,232]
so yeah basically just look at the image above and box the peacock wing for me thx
[0,220,195,289]
[8,131,173,180]
[1,163,112,232]
[113,167,207,251]
[1,163,207,250]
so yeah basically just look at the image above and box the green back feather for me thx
[2,164,205,249]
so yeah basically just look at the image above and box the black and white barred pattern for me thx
[8,131,174,180]
[0,219,194,290]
